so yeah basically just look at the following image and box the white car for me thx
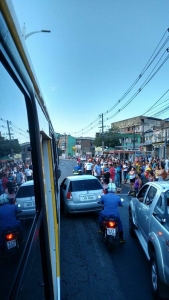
[15,180,35,219]
[60,175,104,216]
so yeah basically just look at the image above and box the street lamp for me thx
[22,23,51,40]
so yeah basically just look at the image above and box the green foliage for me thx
[94,126,121,148]
[0,137,21,157]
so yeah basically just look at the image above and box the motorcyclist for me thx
[98,182,126,243]
[73,162,82,174]
[0,193,23,247]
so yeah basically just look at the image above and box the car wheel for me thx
[151,253,161,299]
[129,210,135,237]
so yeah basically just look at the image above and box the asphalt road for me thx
[60,159,154,300]
[0,159,155,300]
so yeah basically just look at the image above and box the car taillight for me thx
[103,189,107,194]
[66,192,72,200]
[107,221,117,228]
[5,233,15,241]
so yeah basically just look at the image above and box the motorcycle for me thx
[101,217,119,251]
[72,169,83,175]
[0,227,22,261]
[99,198,124,251]
[0,209,23,261]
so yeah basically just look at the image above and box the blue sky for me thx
[12,0,169,137]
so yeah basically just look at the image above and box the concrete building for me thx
[75,137,95,157]
[20,142,31,162]
[111,116,162,143]
[143,121,169,158]
[59,135,76,158]
[119,133,141,150]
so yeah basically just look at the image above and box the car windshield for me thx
[16,185,35,198]
[70,179,102,192]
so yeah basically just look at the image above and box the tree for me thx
[94,126,121,148]
[0,137,21,157]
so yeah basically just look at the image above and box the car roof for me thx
[146,181,169,190]
[66,175,99,181]
[20,180,34,187]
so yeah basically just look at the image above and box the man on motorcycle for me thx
[73,162,82,174]
[0,193,23,247]
[98,182,126,243]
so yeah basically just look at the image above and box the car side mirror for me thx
[138,197,144,202]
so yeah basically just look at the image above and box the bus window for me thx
[0,64,36,299]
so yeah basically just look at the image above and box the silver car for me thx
[129,181,169,298]
[60,175,104,216]
[15,180,35,219]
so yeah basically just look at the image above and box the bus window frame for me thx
[0,20,54,300]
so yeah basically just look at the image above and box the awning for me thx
[0,156,14,163]
[152,142,165,147]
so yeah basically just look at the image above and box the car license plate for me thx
[7,239,16,249]
[107,228,116,236]
[80,195,95,200]
[24,202,35,207]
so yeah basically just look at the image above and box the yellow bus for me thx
[0,1,60,299]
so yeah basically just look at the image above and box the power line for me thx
[72,29,169,135]
[102,51,169,124]
[142,89,169,115]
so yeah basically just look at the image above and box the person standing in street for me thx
[93,161,102,181]
[165,157,169,173]
[109,163,116,182]
[84,160,93,175]
[15,168,24,186]
[25,166,33,181]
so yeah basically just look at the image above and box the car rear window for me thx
[70,179,102,192]
[16,185,35,198]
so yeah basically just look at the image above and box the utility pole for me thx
[98,114,105,153]
[7,120,12,140]
[141,118,145,143]
[133,125,136,161]
[164,130,167,159]
[7,120,14,158]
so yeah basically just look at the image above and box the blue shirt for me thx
[0,203,20,231]
[100,193,123,216]
[73,165,81,171]
[94,165,102,176]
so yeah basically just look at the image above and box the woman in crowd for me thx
[114,163,121,188]
[134,173,142,195]
[5,181,15,204]
[123,161,128,184]
[102,163,110,184]
[128,167,136,194]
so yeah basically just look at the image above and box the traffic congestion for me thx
[0,154,169,299]
[59,154,169,300]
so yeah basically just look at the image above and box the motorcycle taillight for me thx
[107,221,117,228]
[5,233,15,241]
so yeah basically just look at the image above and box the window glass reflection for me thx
[0,65,34,299]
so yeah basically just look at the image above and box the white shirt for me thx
[85,162,93,171]
[25,168,32,176]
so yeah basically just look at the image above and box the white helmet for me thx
[107,183,116,193]
[0,193,9,205]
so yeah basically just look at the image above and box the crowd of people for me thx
[76,155,169,195]
[0,162,33,199]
